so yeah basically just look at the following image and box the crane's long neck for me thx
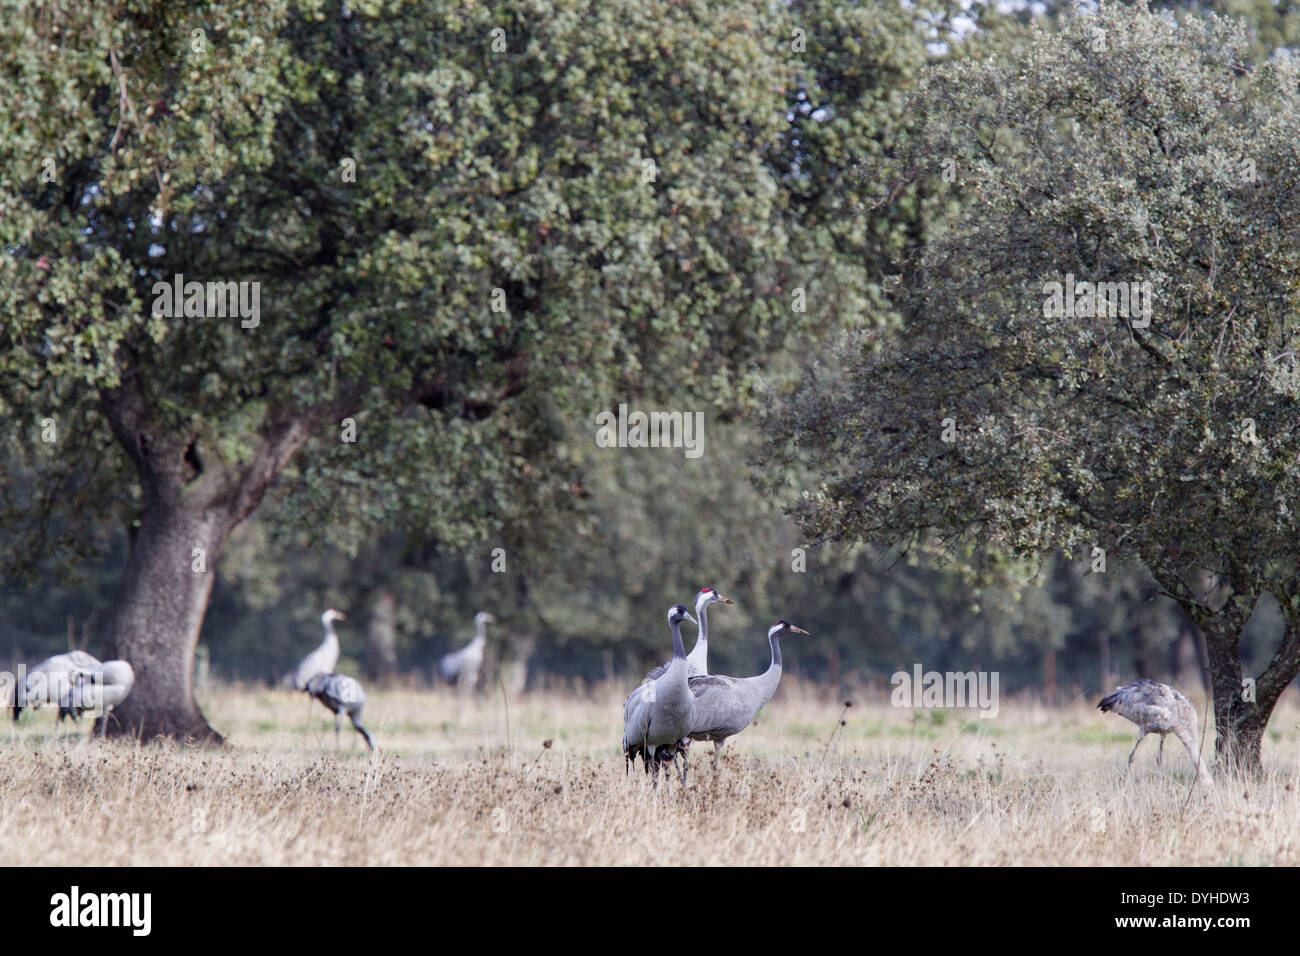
[670,620,686,660]
[687,599,709,669]
[1177,729,1214,786]
[754,632,784,701]
[475,618,488,641]
[322,620,339,650]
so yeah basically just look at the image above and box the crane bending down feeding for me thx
[439,611,495,690]
[11,650,102,721]
[1098,679,1213,786]
[644,588,734,682]
[304,673,374,751]
[622,604,698,785]
[293,609,345,690]
[61,661,136,736]
[686,620,810,775]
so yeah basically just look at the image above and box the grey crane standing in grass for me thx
[622,604,698,785]
[293,609,346,690]
[11,650,102,722]
[643,587,735,775]
[304,673,374,751]
[684,620,810,776]
[1098,679,1212,786]
[61,660,136,737]
[644,587,734,681]
[439,611,495,690]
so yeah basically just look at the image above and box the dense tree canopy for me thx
[762,4,1300,772]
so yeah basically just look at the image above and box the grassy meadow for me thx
[2,680,1298,866]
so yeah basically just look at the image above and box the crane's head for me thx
[667,604,698,627]
[475,612,496,625]
[696,587,735,609]
[769,620,810,638]
[322,608,346,624]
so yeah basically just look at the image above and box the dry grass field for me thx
[2,679,1298,866]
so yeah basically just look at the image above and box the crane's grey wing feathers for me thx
[645,658,707,684]
[306,673,366,714]
[644,661,670,682]
[622,684,653,759]
[1098,679,1190,734]
[688,675,738,695]
[687,676,764,741]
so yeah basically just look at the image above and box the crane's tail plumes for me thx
[1097,690,1121,713]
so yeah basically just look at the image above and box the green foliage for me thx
[764,5,1300,621]
[2,0,872,572]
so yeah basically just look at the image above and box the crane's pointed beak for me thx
[685,612,698,626]
[717,595,735,605]
[788,625,810,636]
[335,611,347,621]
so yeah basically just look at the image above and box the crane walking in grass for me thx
[1098,678,1212,786]
[61,660,136,737]
[685,620,810,776]
[293,609,346,690]
[304,673,374,751]
[439,611,495,691]
[622,604,698,785]
[11,650,102,722]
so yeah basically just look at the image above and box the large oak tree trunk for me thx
[1198,612,1260,776]
[1144,562,1300,778]
[105,496,231,742]
[101,373,318,742]
[1196,598,1300,779]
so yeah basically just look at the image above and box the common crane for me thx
[1098,678,1212,785]
[685,620,810,773]
[304,672,374,751]
[293,609,345,690]
[61,660,136,736]
[11,650,102,722]
[622,604,698,785]
[439,611,494,690]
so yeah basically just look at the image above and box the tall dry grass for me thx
[1,679,1297,865]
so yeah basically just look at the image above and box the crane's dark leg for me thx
[334,714,342,748]
[349,713,374,751]
[1156,735,1164,771]
[1124,730,1147,779]
[713,740,725,772]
